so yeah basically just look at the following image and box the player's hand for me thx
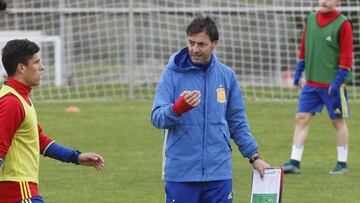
[78,152,104,171]
[328,85,339,96]
[252,159,271,180]
[293,77,301,87]
[294,80,302,89]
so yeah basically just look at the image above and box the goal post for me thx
[0,1,359,101]
[0,31,62,87]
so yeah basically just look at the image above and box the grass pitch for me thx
[36,101,360,203]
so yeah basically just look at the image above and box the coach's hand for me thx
[172,90,201,115]
[184,90,201,106]
[78,152,105,171]
[251,159,271,180]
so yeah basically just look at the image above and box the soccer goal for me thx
[0,0,359,101]
[0,31,62,87]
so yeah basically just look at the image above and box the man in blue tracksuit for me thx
[151,16,270,203]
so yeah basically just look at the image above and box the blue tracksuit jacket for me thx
[151,47,258,182]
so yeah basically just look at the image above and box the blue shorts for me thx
[15,196,44,203]
[297,85,350,119]
[165,179,233,203]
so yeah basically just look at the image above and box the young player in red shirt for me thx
[0,39,105,203]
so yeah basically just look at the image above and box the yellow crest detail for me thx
[216,87,226,103]
[334,108,341,114]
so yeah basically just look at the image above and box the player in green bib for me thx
[283,0,352,174]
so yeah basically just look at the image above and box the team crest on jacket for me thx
[216,87,226,103]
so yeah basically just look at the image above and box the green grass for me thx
[35,101,360,203]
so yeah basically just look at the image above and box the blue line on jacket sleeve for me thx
[44,142,81,164]
[0,158,3,168]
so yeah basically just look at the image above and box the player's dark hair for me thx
[186,15,219,42]
[2,39,40,76]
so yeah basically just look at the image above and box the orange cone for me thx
[65,106,81,113]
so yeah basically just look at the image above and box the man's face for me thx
[22,53,45,87]
[318,0,340,13]
[187,32,217,65]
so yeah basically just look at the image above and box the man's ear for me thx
[211,40,218,50]
[16,63,26,74]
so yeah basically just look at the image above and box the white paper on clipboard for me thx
[250,168,284,203]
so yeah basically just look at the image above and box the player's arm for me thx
[39,124,80,164]
[339,21,353,70]
[294,25,306,86]
[0,95,24,168]
[298,25,306,61]
[329,21,353,95]
[40,125,104,171]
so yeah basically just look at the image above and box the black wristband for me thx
[72,150,82,165]
[249,154,261,164]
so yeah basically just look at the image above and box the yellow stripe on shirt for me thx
[19,181,33,203]
[19,181,25,201]
[22,181,29,199]
[25,181,33,199]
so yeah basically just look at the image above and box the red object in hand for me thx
[172,95,194,116]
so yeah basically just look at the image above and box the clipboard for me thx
[250,168,284,203]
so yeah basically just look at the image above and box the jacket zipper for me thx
[202,71,208,181]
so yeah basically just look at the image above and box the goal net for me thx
[0,0,359,101]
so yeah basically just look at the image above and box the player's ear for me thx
[16,63,26,75]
